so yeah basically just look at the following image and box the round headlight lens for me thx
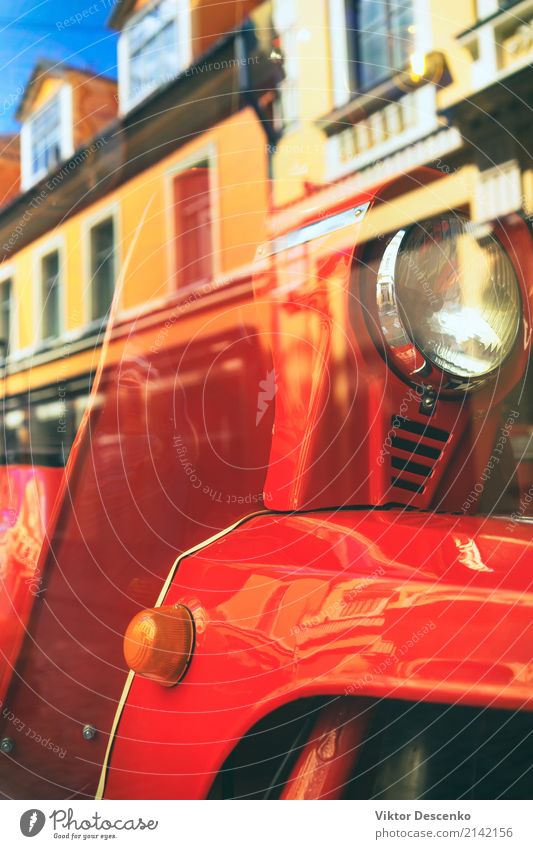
[377,216,521,383]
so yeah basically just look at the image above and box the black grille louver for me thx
[390,416,449,495]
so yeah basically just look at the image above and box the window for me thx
[21,87,73,189]
[41,250,61,341]
[31,96,62,178]
[0,376,92,466]
[120,0,189,111]
[172,163,213,288]
[345,0,415,92]
[89,217,116,321]
[0,278,12,356]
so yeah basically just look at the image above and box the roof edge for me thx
[107,0,136,30]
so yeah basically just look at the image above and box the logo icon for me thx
[20,810,46,837]
[256,369,278,425]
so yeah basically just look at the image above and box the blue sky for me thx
[0,0,118,132]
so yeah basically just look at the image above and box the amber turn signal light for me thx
[123,604,195,686]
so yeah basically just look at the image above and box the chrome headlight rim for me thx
[374,215,523,395]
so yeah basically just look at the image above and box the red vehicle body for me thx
[0,169,532,799]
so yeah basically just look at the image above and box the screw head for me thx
[82,724,97,741]
[0,737,15,754]
[419,391,437,415]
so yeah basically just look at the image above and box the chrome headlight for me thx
[376,216,521,389]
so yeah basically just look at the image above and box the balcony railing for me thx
[461,0,533,92]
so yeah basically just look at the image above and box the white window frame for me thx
[272,0,300,129]
[0,263,18,359]
[163,142,220,297]
[20,84,74,191]
[328,0,432,108]
[118,0,191,113]
[33,235,67,346]
[82,202,121,328]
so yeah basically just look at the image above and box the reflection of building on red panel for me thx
[172,166,213,289]
[0,0,278,468]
